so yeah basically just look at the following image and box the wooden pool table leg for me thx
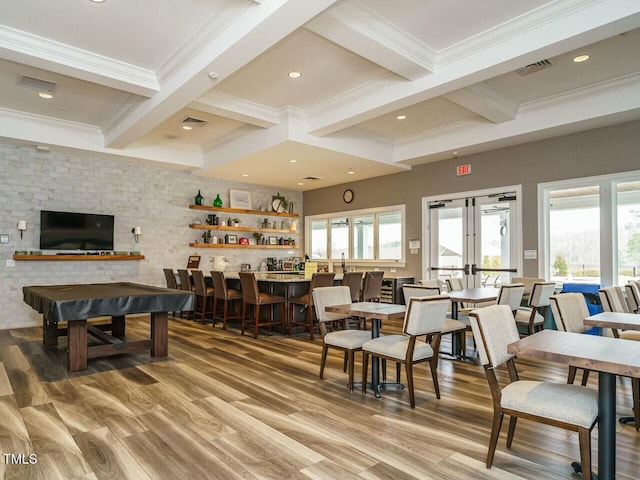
[111,315,125,338]
[151,312,168,357]
[67,319,88,372]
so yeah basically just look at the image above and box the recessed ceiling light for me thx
[241,174,249,177]
[573,54,590,63]
[182,125,192,131]
[90,0,106,3]
[297,182,304,186]
[289,159,298,163]
[347,169,355,175]
[396,115,407,120]
[38,92,53,99]
[288,71,302,79]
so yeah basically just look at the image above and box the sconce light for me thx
[132,226,141,243]
[17,220,27,239]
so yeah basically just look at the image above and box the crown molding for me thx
[0,25,159,97]
[444,82,519,123]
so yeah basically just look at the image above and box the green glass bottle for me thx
[213,194,223,207]
[194,190,204,206]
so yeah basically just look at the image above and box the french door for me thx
[426,188,521,288]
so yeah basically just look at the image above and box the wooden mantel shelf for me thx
[13,255,145,261]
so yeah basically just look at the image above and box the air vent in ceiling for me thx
[515,59,553,76]
[182,116,207,126]
[303,176,323,180]
[18,75,57,93]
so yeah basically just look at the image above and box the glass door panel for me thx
[617,181,640,285]
[429,199,468,286]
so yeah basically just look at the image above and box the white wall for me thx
[0,143,302,329]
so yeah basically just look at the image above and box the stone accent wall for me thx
[0,143,302,329]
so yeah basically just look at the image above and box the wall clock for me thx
[343,189,354,203]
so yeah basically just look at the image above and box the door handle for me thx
[463,264,470,275]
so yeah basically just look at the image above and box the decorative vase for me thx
[194,190,204,206]
[213,194,222,207]
[211,256,227,272]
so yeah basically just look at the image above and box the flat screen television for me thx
[40,210,114,251]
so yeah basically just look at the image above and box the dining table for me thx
[447,287,500,356]
[508,329,640,480]
[325,302,406,397]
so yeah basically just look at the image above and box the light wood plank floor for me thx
[1,315,639,479]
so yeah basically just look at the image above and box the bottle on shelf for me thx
[194,190,204,206]
[213,194,223,207]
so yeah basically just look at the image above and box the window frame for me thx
[305,204,406,267]
[538,169,640,286]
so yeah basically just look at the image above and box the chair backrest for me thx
[599,286,630,313]
[418,279,441,288]
[163,268,178,289]
[512,277,544,295]
[402,284,441,302]
[177,269,192,291]
[239,272,259,304]
[549,293,589,333]
[312,286,352,323]
[341,271,363,302]
[625,283,640,313]
[469,305,520,368]
[211,271,229,299]
[362,271,384,301]
[528,282,556,308]
[496,283,525,312]
[403,295,449,337]
[310,272,335,290]
[191,270,207,296]
[446,277,464,292]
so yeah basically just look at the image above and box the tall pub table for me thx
[325,302,406,396]
[23,282,194,371]
[508,329,640,480]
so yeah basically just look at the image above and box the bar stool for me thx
[163,268,179,317]
[361,271,384,302]
[289,272,335,339]
[177,269,194,319]
[239,272,286,339]
[341,271,363,302]
[211,271,242,330]
[192,270,215,324]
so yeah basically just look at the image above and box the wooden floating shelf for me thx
[189,224,297,235]
[189,243,294,250]
[13,255,145,261]
[189,204,298,218]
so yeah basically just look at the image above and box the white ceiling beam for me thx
[307,0,640,137]
[104,0,338,149]
[306,0,435,81]
[191,91,279,128]
[0,25,159,97]
[444,83,519,123]
[394,73,640,162]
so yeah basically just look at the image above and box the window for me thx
[539,171,640,286]
[306,205,405,265]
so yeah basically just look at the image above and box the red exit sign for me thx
[456,163,471,176]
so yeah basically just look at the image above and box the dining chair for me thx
[549,293,591,386]
[418,279,441,288]
[341,271,363,302]
[361,271,384,302]
[402,284,467,358]
[211,271,242,330]
[191,270,215,324]
[361,295,449,408]
[495,283,525,316]
[469,305,597,478]
[599,285,640,430]
[163,268,178,289]
[289,272,335,339]
[511,277,544,302]
[514,281,556,335]
[238,272,286,339]
[625,282,640,314]
[313,286,372,393]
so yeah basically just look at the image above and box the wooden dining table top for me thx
[584,311,640,331]
[447,287,500,303]
[325,302,406,320]
[508,329,640,378]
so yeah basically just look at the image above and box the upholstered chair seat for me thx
[362,336,434,361]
